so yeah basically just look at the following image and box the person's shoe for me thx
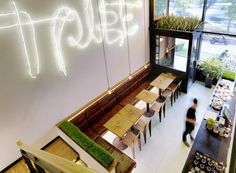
[183,141,190,147]
[190,135,195,141]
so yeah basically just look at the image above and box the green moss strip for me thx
[222,71,236,81]
[59,121,114,168]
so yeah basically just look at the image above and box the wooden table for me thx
[150,73,176,101]
[119,104,145,123]
[104,104,144,138]
[136,89,158,117]
[104,114,133,138]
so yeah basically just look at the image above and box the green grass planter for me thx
[155,15,202,31]
[222,71,236,81]
[59,121,114,168]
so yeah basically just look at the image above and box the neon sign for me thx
[0,0,142,78]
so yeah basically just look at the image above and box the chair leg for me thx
[138,135,141,151]
[176,90,179,99]
[131,143,135,159]
[163,103,166,118]
[171,94,173,106]
[143,127,147,144]
[159,110,162,122]
[174,92,176,102]
[149,121,152,137]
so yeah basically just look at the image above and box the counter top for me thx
[182,79,236,173]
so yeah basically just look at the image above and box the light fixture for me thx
[160,37,163,42]
[107,89,112,94]
[12,1,40,78]
[0,0,142,78]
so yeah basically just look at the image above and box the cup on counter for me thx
[219,126,225,136]
[213,124,220,134]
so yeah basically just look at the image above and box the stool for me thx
[151,99,166,122]
[122,130,141,159]
[162,89,173,106]
[167,83,178,102]
[133,116,151,143]
[177,81,182,96]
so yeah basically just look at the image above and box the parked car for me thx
[210,35,228,45]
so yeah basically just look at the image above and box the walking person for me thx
[182,98,198,147]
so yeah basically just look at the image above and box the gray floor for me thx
[103,81,214,173]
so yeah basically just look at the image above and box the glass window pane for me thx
[204,1,236,35]
[169,0,204,18]
[199,34,236,72]
[154,0,167,17]
[157,36,188,72]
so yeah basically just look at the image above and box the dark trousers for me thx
[182,122,194,142]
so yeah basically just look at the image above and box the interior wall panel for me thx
[0,0,149,170]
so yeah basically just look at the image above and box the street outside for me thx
[200,36,236,60]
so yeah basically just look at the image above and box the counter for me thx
[182,79,236,173]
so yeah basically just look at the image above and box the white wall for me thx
[0,0,149,170]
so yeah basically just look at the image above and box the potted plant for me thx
[206,118,216,130]
[198,58,223,88]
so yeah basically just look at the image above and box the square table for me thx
[136,89,158,117]
[150,73,176,102]
[119,104,145,123]
[104,114,133,138]
[104,104,144,138]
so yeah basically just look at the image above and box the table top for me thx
[136,89,159,104]
[119,104,145,123]
[104,114,133,138]
[104,104,144,138]
[150,73,176,90]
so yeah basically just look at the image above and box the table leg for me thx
[156,88,165,102]
[144,103,154,117]
[159,88,162,98]
[147,103,150,112]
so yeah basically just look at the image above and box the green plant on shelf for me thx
[206,118,216,130]
[222,71,236,81]
[206,118,216,126]
[59,121,114,168]
[155,15,202,31]
[197,58,223,80]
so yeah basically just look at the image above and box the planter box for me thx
[205,78,213,88]
[149,27,201,40]
[57,127,117,173]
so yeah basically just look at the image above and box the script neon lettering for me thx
[0,0,142,78]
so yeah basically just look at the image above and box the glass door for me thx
[188,37,200,88]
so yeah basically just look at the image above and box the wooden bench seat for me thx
[95,136,136,173]
[91,105,123,135]
[68,66,151,173]
[69,111,99,140]
[83,127,99,140]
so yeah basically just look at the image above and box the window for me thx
[157,36,188,72]
[199,34,236,72]
[204,1,236,34]
[154,0,167,17]
[169,0,204,18]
